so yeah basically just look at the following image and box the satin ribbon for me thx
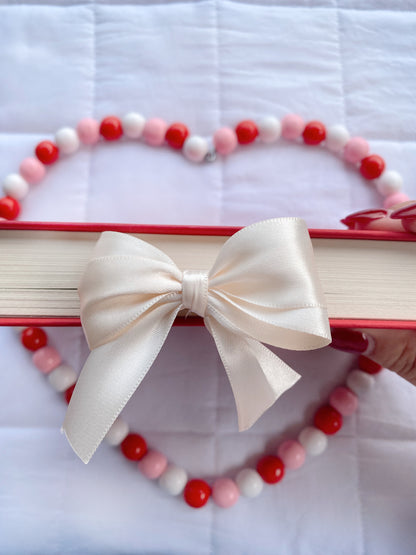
[61,217,331,464]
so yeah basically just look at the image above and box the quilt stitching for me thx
[2,1,416,11]
[1,1,415,552]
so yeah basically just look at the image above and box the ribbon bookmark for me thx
[61,217,331,464]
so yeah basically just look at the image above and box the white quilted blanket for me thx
[1,1,416,553]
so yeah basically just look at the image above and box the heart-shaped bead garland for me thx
[2,111,401,509]
[17,325,383,509]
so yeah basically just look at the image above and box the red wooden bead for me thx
[165,123,189,149]
[0,196,20,220]
[358,355,383,375]
[359,155,385,180]
[35,140,59,165]
[256,455,285,484]
[314,405,343,435]
[183,479,211,508]
[235,120,259,145]
[302,121,326,145]
[64,384,76,404]
[99,116,123,141]
[21,327,48,351]
[120,433,148,461]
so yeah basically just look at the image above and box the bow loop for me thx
[209,218,320,305]
[207,218,330,350]
[62,217,331,464]
[79,231,182,349]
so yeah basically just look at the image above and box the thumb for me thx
[353,328,416,386]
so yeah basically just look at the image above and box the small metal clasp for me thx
[204,149,217,163]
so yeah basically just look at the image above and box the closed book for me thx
[0,220,415,329]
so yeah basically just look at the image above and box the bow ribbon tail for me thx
[61,301,182,464]
[204,316,301,432]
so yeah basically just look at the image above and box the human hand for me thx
[330,201,416,386]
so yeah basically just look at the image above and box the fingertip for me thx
[363,217,404,232]
[390,201,416,234]
[340,209,387,230]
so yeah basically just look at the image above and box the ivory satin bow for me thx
[62,217,331,464]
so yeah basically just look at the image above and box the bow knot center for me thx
[182,270,208,317]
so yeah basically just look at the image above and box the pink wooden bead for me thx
[329,386,358,416]
[212,478,239,508]
[383,192,410,208]
[277,440,306,470]
[343,137,370,164]
[142,118,168,146]
[76,118,100,145]
[19,157,46,184]
[281,114,305,140]
[32,346,62,374]
[138,450,168,480]
[213,127,238,155]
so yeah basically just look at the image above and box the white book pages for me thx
[0,229,415,321]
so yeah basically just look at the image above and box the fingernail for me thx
[358,355,383,374]
[390,202,416,220]
[330,328,375,355]
[340,209,388,230]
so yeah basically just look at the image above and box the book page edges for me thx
[0,227,415,325]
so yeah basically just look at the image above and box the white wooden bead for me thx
[298,426,328,456]
[346,369,375,396]
[105,416,129,446]
[47,363,77,392]
[376,170,403,196]
[326,125,350,152]
[122,112,146,139]
[258,116,281,143]
[158,464,188,496]
[2,173,29,200]
[183,135,209,163]
[235,468,263,498]
[55,127,80,154]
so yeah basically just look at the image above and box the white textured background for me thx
[0,1,416,553]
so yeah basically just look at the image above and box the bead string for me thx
[16,325,383,509]
[0,113,410,221]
